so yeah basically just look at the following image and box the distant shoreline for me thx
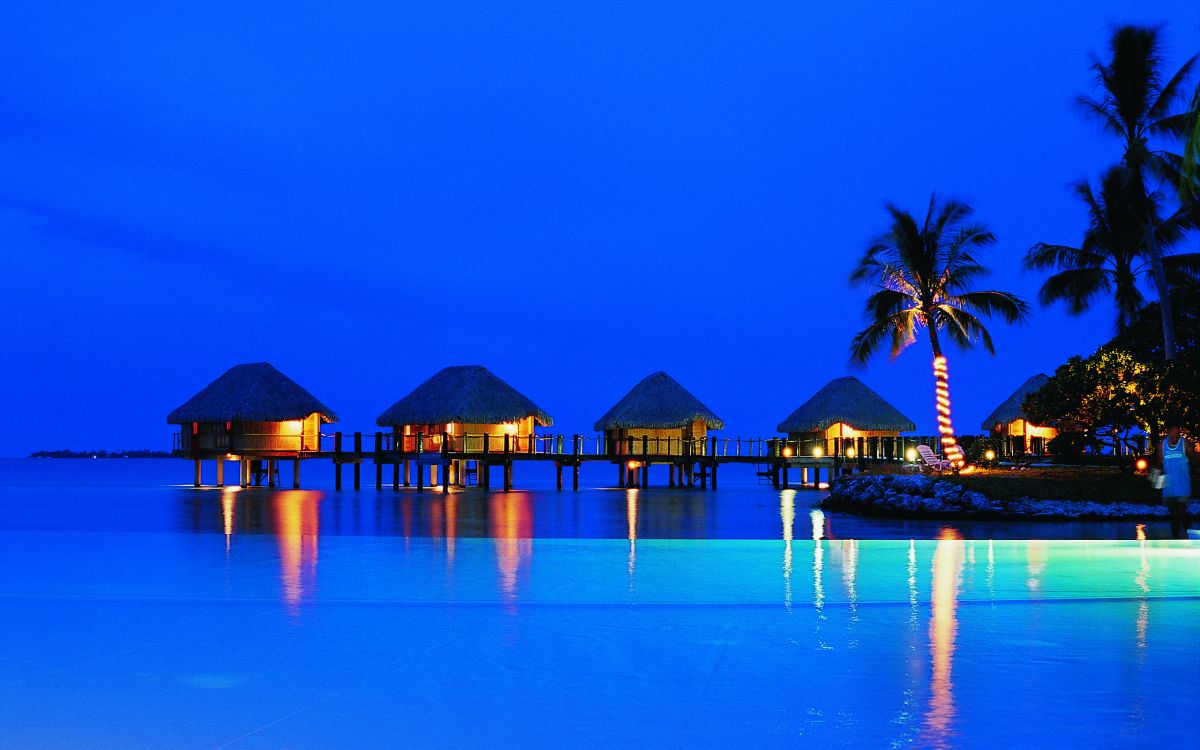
[28,450,173,459]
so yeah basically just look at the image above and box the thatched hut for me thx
[777,376,915,459]
[593,371,724,457]
[376,365,553,453]
[981,374,1057,455]
[168,362,337,456]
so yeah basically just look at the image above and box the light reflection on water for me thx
[2,460,1198,747]
[272,491,320,616]
[921,528,964,748]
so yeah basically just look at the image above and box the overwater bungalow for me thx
[776,376,915,460]
[376,365,553,486]
[167,362,338,487]
[981,374,1057,456]
[593,371,724,472]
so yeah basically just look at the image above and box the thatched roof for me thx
[167,363,338,424]
[376,365,553,427]
[593,371,724,431]
[776,376,915,433]
[981,374,1050,430]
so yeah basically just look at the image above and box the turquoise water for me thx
[0,460,1196,747]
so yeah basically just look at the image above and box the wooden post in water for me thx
[194,459,202,488]
[442,433,450,494]
[572,434,580,491]
[353,432,362,490]
[640,461,648,488]
[215,459,224,487]
[375,432,383,490]
[618,461,626,488]
[781,463,788,489]
[416,435,425,491]
[293,458,300,489]
[267,459,276,488]
[556,462,563,491]
[669,464,676,487]
[503,435,511,492]
[393,459,399,490]
[711,461,718,490]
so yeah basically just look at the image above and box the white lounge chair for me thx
[916,444,952,472]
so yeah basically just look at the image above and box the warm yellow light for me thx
[501,422,519,435]
[845,447,857,459]
[906,448,917,462]
[782,446,794,458]
[984,449,995,462]
[813,446,824,458]
[1135,458,1148,472]
[627,460,640,470]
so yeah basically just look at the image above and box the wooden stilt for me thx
[215,459,224,487]
[335,432,343,491]
[353,432,362,490]
[393,461,399,490]
[416,435,424,491]
[503,462,512,492]
[669,464,676,487]
[481,462,490,491]
[442,462,449,494]
[293,458,300,489]
[572,463,579,491]
[267,459,276,488]
[641,463,648,488]
[375,432,383,490]
[194,460,202,488]
[556,463,563,491]
[404,459,411,487]
[711,462,718,490]
[782,464,788,489]
[618,463,626,488]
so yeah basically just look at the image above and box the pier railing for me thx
[176,428,1042,463]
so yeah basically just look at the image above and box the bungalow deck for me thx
[175,431,952,493]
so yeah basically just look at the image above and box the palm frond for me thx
[1036,268,1111,313]
[947,290,1030,323]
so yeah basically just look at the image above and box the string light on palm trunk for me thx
[933,356,965,469]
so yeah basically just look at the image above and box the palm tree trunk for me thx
[928,328,965,469]
[1144,218,1177,361]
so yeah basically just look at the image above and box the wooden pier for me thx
[175,431,957,492]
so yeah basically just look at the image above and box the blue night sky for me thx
[1,1,1197,456]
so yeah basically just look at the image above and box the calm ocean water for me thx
[0,458,1165,540]
[0,458,1195,748]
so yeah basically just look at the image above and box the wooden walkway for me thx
[175,431,871,492]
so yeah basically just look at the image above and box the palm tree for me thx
[1079,25,1196,360]
[1183,80,1200,204]
[1025,167,1200,333]
[850,196,1029,468]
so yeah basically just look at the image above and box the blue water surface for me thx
[0,459,1196,748]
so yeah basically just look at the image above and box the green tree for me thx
[1023,348,1146,454]
[1184,80,1200,203]
[1079,25,1196,359]
[1025,166,1199,333]
[849,196,1029,467]
[1024,281,1200,455]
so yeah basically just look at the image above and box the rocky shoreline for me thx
[822,473,1200,520]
